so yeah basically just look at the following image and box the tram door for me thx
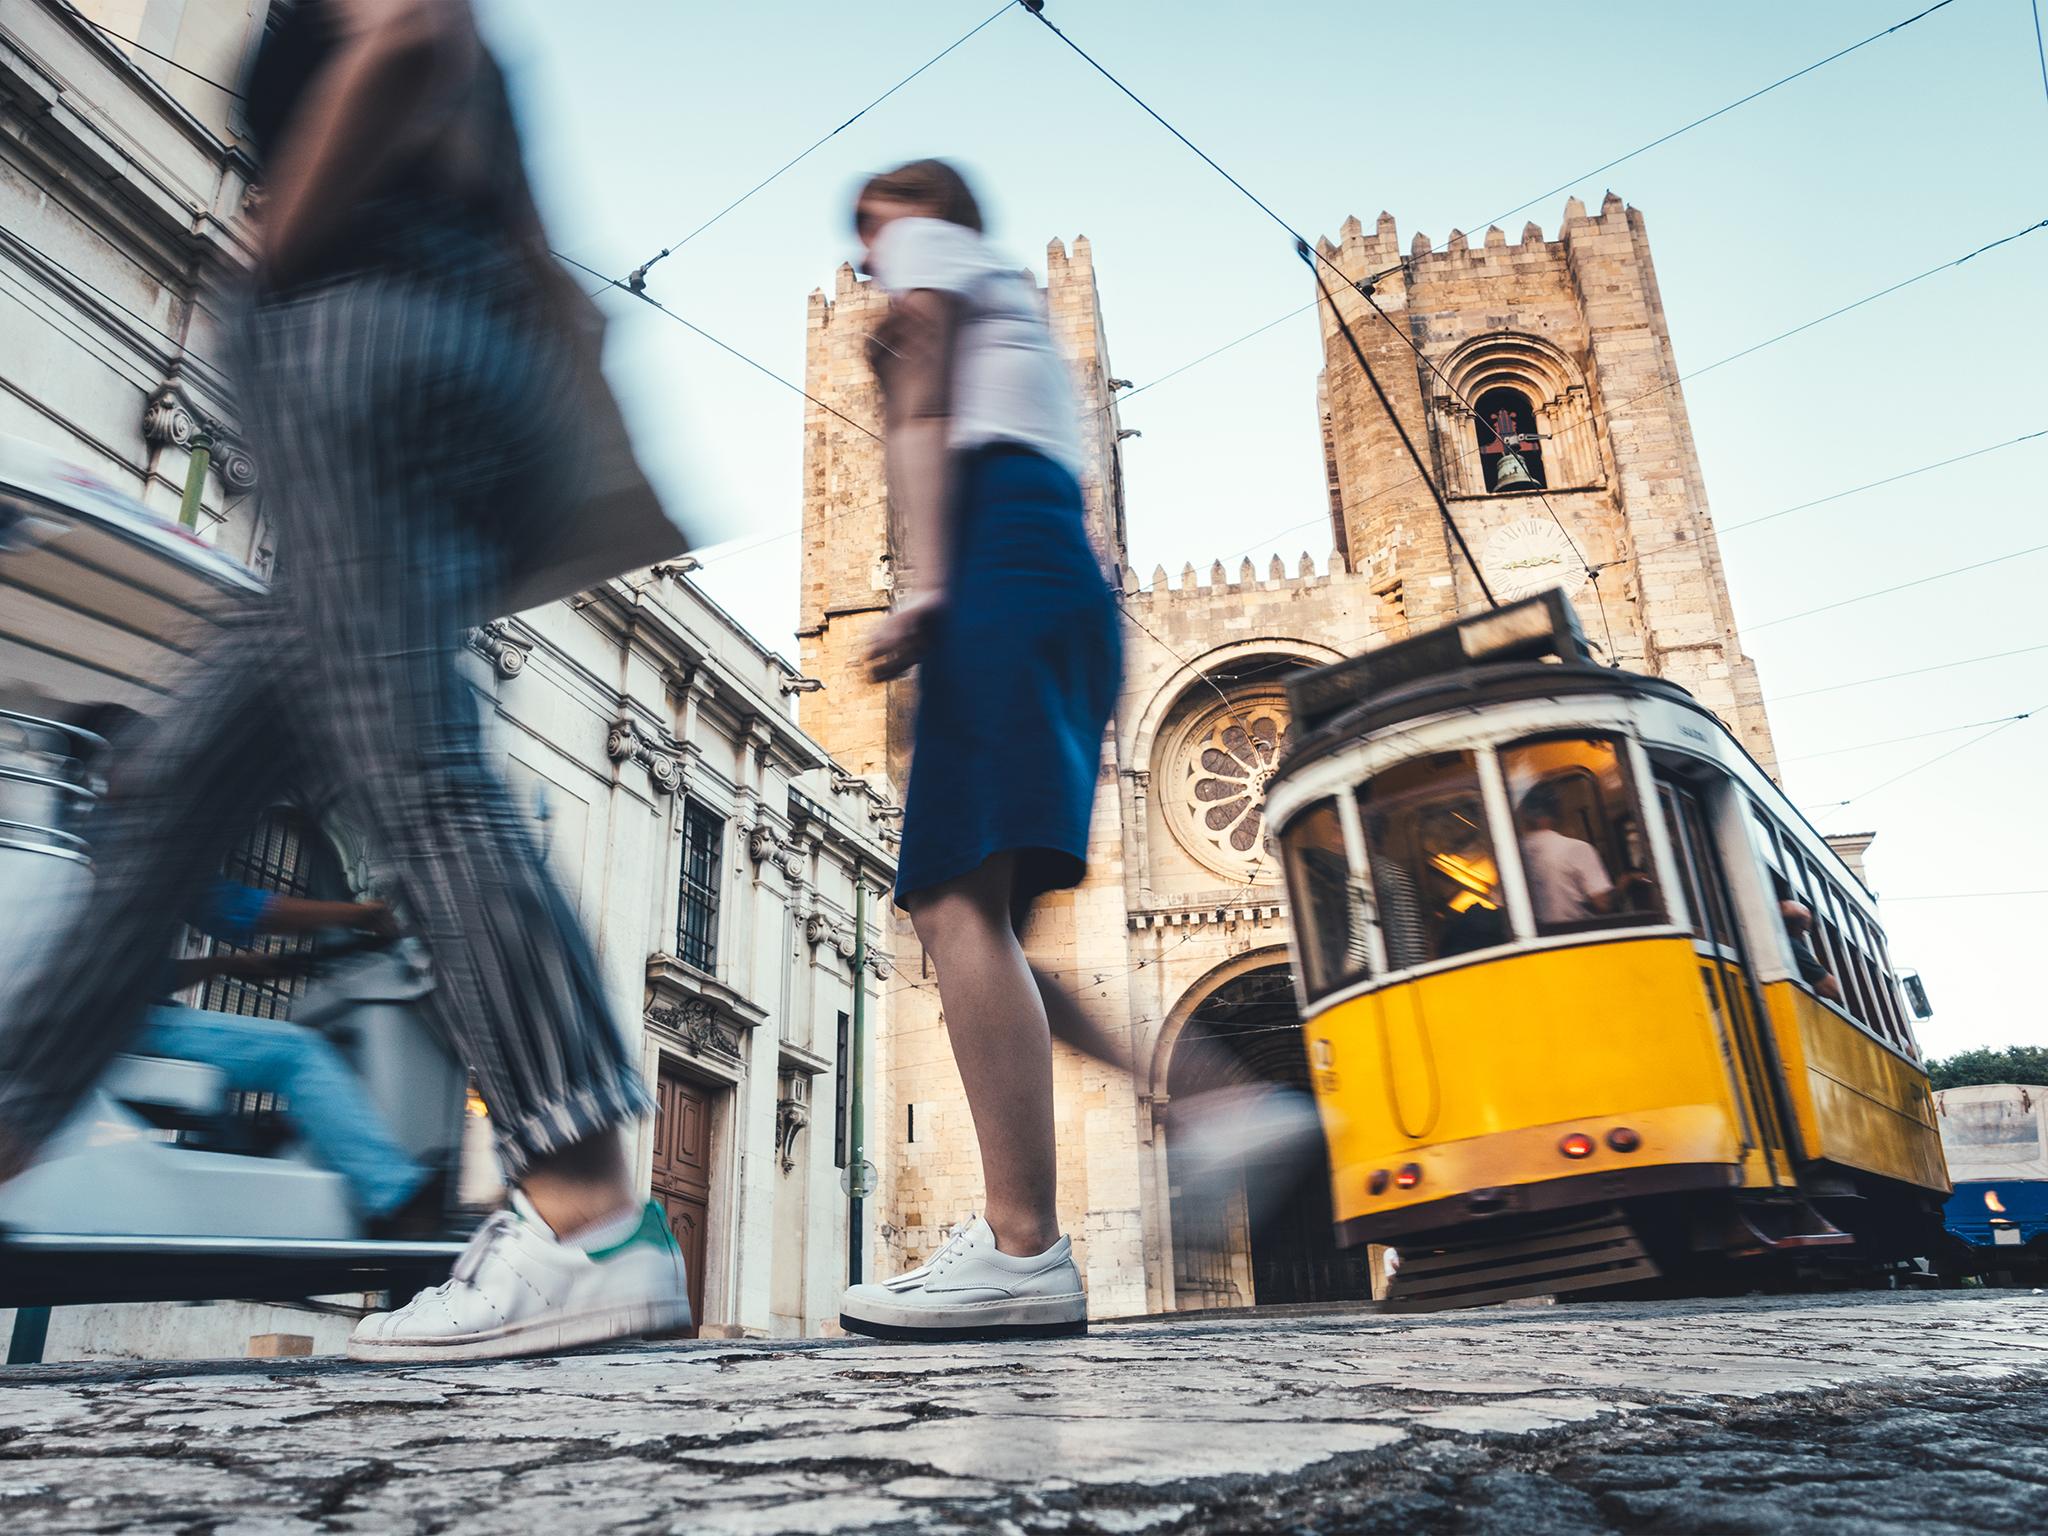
[1658,780,1797,1188]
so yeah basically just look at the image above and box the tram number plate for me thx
[1994,1227,2022,1246]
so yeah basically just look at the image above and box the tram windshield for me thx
[1501,735,1663,936]
[1359,751,1506,968]
[1279,799,1371,996]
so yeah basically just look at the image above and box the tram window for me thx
[1281,800,1371,997]
[1502,736,1663,936]
[1358,752,1506,968]
[1813,876,1875,1026]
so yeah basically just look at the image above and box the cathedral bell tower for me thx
[1313,198,1775,771]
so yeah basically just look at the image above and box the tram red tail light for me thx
[1559,1132,1595,1159]
[1606,1128,1642,1153]
[1394,1163,1422,1190]
[1368,1169,1390,1196]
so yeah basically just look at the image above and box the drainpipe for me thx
[176,428,213,530]
[846,873,869,1285]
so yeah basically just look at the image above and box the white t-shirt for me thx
[1519,827,1614,926]
[866,217,1084,477]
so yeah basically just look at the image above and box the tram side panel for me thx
[1759,984,1947,1195]
[1309,936,1765,1246]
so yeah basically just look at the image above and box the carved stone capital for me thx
[466,620,528,680]
[606,716,678,795]
[142,384,258,490]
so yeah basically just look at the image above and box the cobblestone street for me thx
[1,1291,2043,1533]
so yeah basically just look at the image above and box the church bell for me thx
[1492,450,1539,491]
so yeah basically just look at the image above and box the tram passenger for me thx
[1778,897,1846,1004]
[1516,782,1642,925]
[837,159,1120,1340]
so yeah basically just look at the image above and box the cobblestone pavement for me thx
[1,1291,2044,1533]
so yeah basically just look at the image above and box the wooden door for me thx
[651,1066,714,1332]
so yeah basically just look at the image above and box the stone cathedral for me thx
[795,193,1775,1315]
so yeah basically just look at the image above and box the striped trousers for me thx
[0,236,651,1178]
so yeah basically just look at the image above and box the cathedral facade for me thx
[796,195,1775,1316]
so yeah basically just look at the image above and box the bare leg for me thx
[521,1133,635,1237]
[908,853,1060,1257]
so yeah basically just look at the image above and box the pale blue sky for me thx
[480,0,2046,1057]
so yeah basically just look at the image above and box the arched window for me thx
[1474,386,1545,493]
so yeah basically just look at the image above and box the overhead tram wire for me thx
[1091,0,1962,426]
[1190,217,2048,582]
[711,220,2048,576]
[78,18,248,97]
[1019,2,1505,610]
[622,1,1022,293]
[1297,243,1498,609]
[1748,542,2048,632]
[1806,703,2044,815]
[552,251,881,444]
[1779,709,2044,763]
[1608,428,2048,572]
[1765,641,2048,704]
[1021,1,2016,637]
[2034,0,2048,120]
[1369,0,1961,284]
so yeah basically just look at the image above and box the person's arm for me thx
[256,0,481,289]
[258,896,399,938]
[867,287,962,680]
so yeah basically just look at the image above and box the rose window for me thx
[1163,687,1294,881]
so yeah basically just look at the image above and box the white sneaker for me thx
[839,1215,1087,1341]
[347,1197,690,1362]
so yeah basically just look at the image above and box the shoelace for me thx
[924,1216,979,1277]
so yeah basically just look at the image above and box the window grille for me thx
[677,799,724,972]
[199,807,319,1020]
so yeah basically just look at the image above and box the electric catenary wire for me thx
[1807,703,2043,813]
[1779,709,2042,763]
[77,16,248,98]
[624,1,1021,292]
[1020,4,1507,608]
[1749,543,2048,631]
[552,251,882,444]
[1765,641,2048,704]
[1378,0,1962,282]
[1193,217,2048,582]
[1093,0,1963,420]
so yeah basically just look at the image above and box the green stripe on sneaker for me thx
[585,1201,677,1263]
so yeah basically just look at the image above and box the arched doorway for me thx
[1163,964,1369,1309]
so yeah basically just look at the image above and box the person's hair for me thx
[1520,782,1564,823]
[855,159,983,233]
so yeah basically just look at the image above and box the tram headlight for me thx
[1559,1132,1595,1159]
[1394,1163,1422,1190]
[1606,1127,1641,1153]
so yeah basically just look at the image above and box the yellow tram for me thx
[1264,593,1950,1309]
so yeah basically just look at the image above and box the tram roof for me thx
[1280,591,1697,772]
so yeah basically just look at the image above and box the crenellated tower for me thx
[1312,195,1775,770]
